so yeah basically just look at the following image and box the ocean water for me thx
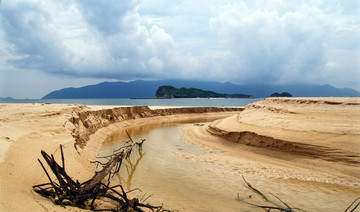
[0,98,261,107]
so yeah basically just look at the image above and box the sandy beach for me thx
[0,103,241,211]
[0,98,359,211]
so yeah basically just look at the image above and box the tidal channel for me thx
[99,120,253,211]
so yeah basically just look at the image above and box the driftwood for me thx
[33,131,170,211]
[238,176,305,212]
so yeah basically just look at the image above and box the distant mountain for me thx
[0,97,14,100]
[155,85,253,99]
[42,79,360,99]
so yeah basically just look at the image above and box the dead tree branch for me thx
[33,132,170,211]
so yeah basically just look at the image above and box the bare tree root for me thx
[33,131,171,212]
[238,176,305,212]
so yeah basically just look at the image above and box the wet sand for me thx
[0,98,359,211]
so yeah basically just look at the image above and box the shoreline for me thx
[0,98,359,211]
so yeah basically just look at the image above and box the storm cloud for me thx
[0,0,359,98]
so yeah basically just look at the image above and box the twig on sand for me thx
[345,197,360,212]
[239,176,360,212]
[238,176,305,212]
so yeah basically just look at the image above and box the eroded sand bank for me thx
[0,98,359,211]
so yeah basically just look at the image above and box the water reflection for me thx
[114,147,145,191]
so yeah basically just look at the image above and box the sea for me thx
[0,98,262,107]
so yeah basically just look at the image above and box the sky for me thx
[0,0,359,99]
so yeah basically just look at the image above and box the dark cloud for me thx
[75,0,140,35]
[0,2,72,73]
[0,0,359,98]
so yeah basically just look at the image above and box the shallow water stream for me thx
[100,121,254,211]
[99,120,358,212]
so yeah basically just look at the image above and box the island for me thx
[270,92,293,97]
[155,85,253,99]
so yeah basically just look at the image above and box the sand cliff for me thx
[207,98,359,163]
[72,106,243,147]
[196,98,359,181]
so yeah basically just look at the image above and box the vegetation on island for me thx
[270,92,293,97]
[155,85,253,99]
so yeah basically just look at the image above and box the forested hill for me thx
[42,79,360,99]
[155,86,253,98]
